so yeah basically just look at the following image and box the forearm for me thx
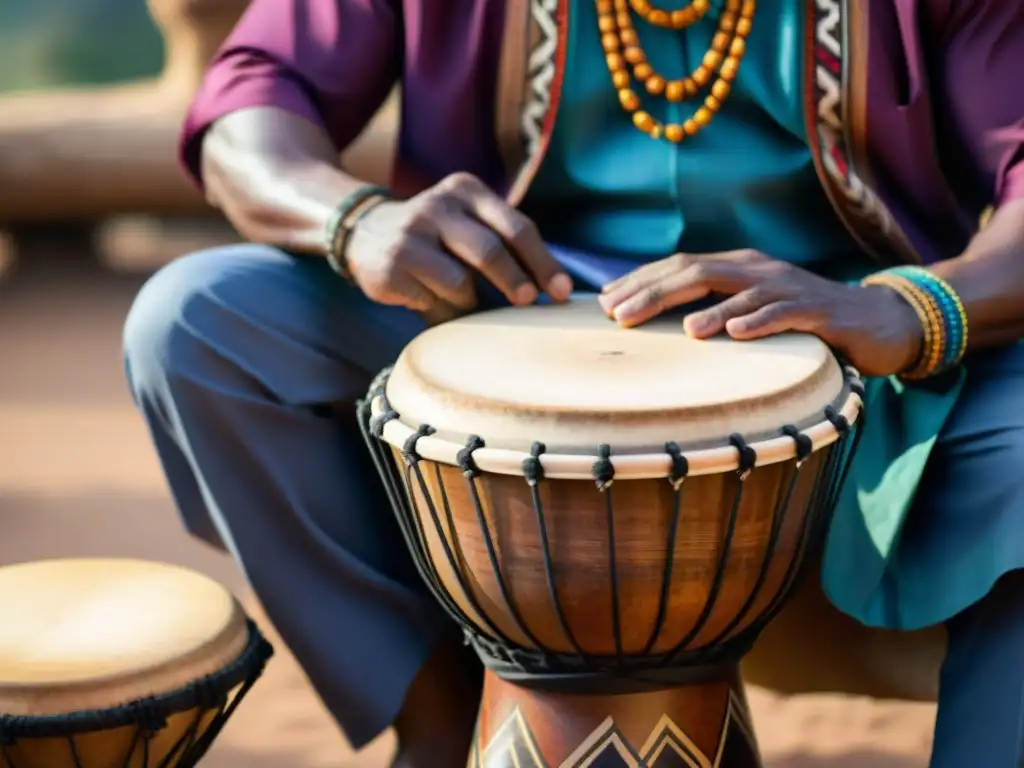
[201,106,375,256]
[929,198,1024,350]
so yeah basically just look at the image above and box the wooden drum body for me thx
[0,559,273,768]
[359,300,863,767]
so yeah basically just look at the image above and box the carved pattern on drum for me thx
[470,691,759,768]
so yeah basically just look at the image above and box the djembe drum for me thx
[358,299,863,767]
[0,559,273,768]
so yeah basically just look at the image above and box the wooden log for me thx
[0,0,398,223]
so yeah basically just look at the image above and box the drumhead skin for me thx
[0,558,250,716]
[386,298,846,454]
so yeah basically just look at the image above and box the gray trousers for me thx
[123,244,1024,764]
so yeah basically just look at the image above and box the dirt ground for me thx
[0,244,937,767]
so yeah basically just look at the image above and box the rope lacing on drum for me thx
[128,700,167,737]
[824,405,849,434]
[641,442,690,655]
[458,435,552,663]
[591,445,624,659]
[781,425,814,466]
[706,426,812,649]
[189,678,226,711]
[592,444,615,492]
[369,393,400,438]
[665,441,689,491]
[729,433,758,479]
[524,442,589,660]
[357,366,868,686]
[0,717,18,746]
[457,436,485,478]
[402,425,435,464]
[522,441,545,487]
[659,435,756,667]
[845,365,866,398]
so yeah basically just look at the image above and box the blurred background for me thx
[0,1,936,765]
[0,0,162,91]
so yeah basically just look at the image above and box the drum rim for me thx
[0,621,272,740]
[368,365,864,479]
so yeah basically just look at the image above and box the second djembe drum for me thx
[359,299,862,767]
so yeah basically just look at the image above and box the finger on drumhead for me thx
[600,253,689,296]
[598,268,666,315]
[460,185,573,302]
[725,301,809,339]
[610,265,742,326]
[403,241,478,309]
[683,286,776,338]
[439,213,537,305]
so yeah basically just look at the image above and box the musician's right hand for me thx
[345,172,574,314]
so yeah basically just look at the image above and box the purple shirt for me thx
[180,0,1024,265]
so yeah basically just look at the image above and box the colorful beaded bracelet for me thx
[888,266,968,372]
[861,266,968,380]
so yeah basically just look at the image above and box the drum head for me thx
[386,298,846,453]
[0,558,250,716]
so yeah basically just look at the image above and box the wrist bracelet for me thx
[887,266,968,372]
[325,185,393,281]
[861,266,968,380]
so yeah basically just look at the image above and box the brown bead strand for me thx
[628,0,712,29]
[598,0,756,142]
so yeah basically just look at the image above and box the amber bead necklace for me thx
[598,0,757,141]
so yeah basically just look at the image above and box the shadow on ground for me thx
[771,753,923,768]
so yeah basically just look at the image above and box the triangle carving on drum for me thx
[474,691,761,768]
[473,706,548,768]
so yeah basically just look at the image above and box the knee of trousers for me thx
[123,243,420,409]
[121,243,316,403]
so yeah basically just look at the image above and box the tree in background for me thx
[0,0,163,92]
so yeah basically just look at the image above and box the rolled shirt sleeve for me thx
[179,0,401,187]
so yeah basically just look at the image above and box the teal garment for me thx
[524,1,983,631]
[522,0,869,281]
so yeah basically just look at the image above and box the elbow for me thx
[198,125,273,240]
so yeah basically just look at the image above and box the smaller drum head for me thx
[385,299,846,453]
[0,558,249,716]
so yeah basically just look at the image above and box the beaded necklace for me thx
[597,0,757,142]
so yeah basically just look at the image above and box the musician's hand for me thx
[597,250,923,377]
[345,172,573,314]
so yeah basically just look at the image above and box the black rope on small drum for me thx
[661,434,756,667]
[65,734,84,768]
[183,667,264,764]
[0,719,16,768]
[523,443,590,661]
[642,442,689,656]
[160,706,207,767]
[592,444,625,663]
[402,427,515,646]
[121,700,164,767]
[179,676,231,764]
[705,426,812,649]
[459,436,552,660]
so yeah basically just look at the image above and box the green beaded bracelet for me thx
[324,185,393,280]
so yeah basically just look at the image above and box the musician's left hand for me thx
[597,249,923,377]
